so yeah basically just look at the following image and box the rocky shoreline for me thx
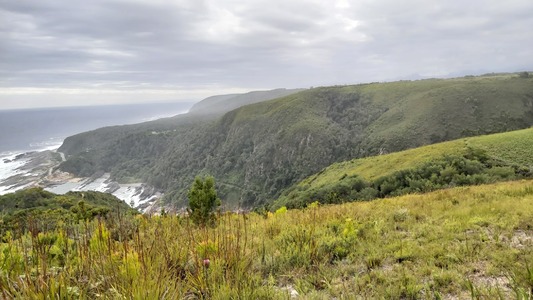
[0,150,160,212]
[0,150,62,190]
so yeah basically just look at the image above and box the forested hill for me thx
[58,73,533,209]
[58,88,303,156]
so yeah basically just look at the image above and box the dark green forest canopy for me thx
[58,73,533,209]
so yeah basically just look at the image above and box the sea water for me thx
[0,102,193,154]
[0,102,193,194]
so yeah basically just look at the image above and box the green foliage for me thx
[277,151,529,209]
[58,73,533,209]
[277,128,533,209]
[1,181,533,298]
[0,188,135,237]
[70,200,111,222]
[274,206,287,215]
[187,176,221,227]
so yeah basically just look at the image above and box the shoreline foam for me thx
[0,148,160,212]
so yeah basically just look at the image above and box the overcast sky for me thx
[1,0,532,109]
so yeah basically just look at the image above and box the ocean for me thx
[0,102,193,154]
[0,101,193,195]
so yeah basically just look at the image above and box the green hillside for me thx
[2,180,533,298]
[0,188,135,236]
[276,128,533,208]
[58,73,533,208]
[58,88,301,159]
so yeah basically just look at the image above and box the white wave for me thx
[0,142,64,195]
[0,184,13,195]
[45,174,159,212]
[113,185,144,206]
[0,153,30,184]
[0,182,32,195]
[73,175,111,192]
[1,140,159,211]
[113,184,159,209]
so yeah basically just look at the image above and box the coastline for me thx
[0,147,65,194]
[0,103,193,211]
[0,146,160,212]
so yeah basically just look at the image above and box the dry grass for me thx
[2,180,533,298]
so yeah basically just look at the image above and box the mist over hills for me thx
[188,89,305,115]
[58,73,533,209]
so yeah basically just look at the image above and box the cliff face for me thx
[182,89,386,207]
[59,74,533,208]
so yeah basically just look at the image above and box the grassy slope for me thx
[360,74,533,152]
[58,73,533,208]
[468,128,533,167]
[291,127,533,196]
[2,180,533,298]
[268,180,533,298]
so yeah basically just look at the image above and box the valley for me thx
[57,73,533,209]
[3,0,532,297]
[2,72,533,298]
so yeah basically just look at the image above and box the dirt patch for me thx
[510,230,533,249]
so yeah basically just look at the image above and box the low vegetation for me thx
[276,128,533,209]
[0,188,135,236]
[1,181,533,298]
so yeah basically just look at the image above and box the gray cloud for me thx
[1,0,532,108]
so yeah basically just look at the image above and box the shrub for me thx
[188,175,221,227]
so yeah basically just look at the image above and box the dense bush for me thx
[0,188,136,237]
[280,148,531,208]
[187,176,221,227]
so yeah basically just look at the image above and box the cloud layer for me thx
[1,0,532,108]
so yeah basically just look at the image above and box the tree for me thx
[187,175,221,227]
